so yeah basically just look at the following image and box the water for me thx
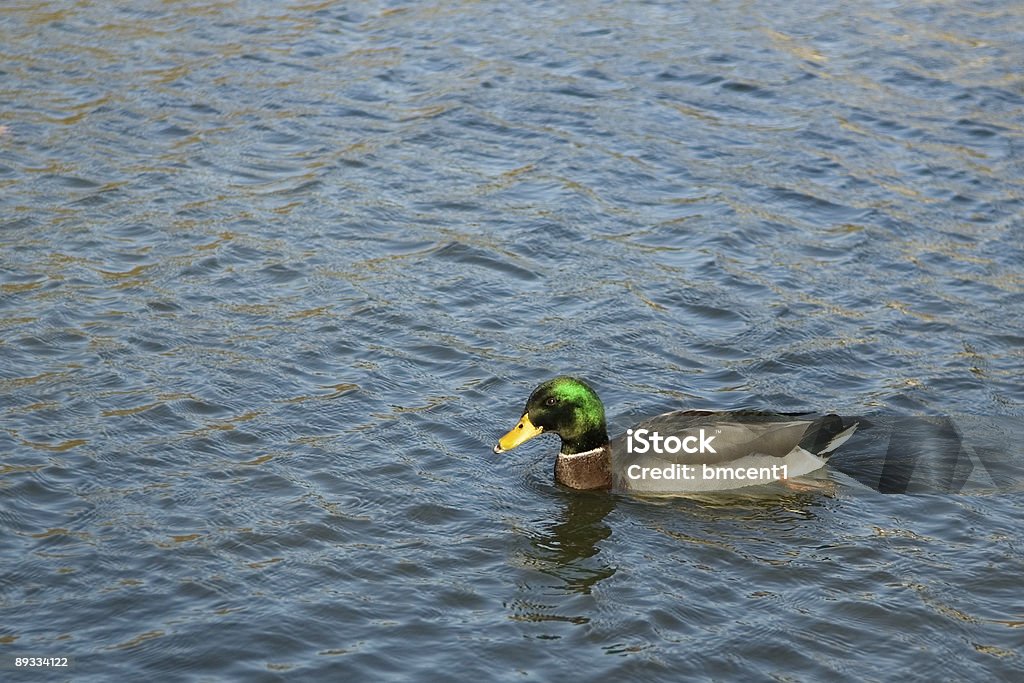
[2,0,1023,679]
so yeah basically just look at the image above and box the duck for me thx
[493,376,857,492]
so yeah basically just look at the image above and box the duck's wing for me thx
[609,410,857,493]
[614,410,836,465]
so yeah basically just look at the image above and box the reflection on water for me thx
[2,0,1024,679]
[519,492,617,598]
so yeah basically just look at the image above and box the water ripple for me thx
[1,0,1023,680]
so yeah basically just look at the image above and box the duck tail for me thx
[819,422,858,455]
[801,415,859,459]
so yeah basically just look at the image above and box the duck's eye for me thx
[545,397,557,406]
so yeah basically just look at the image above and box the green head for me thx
[494,376,609,455]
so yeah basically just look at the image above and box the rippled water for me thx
[2,0,1023,680]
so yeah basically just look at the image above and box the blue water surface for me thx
[1,1,1023,680]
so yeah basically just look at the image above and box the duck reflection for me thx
[507,490,616,626]
[527,491,616,590]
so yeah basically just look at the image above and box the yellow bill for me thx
[493,413,544,453]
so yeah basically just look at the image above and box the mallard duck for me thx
[493,376,857,492]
